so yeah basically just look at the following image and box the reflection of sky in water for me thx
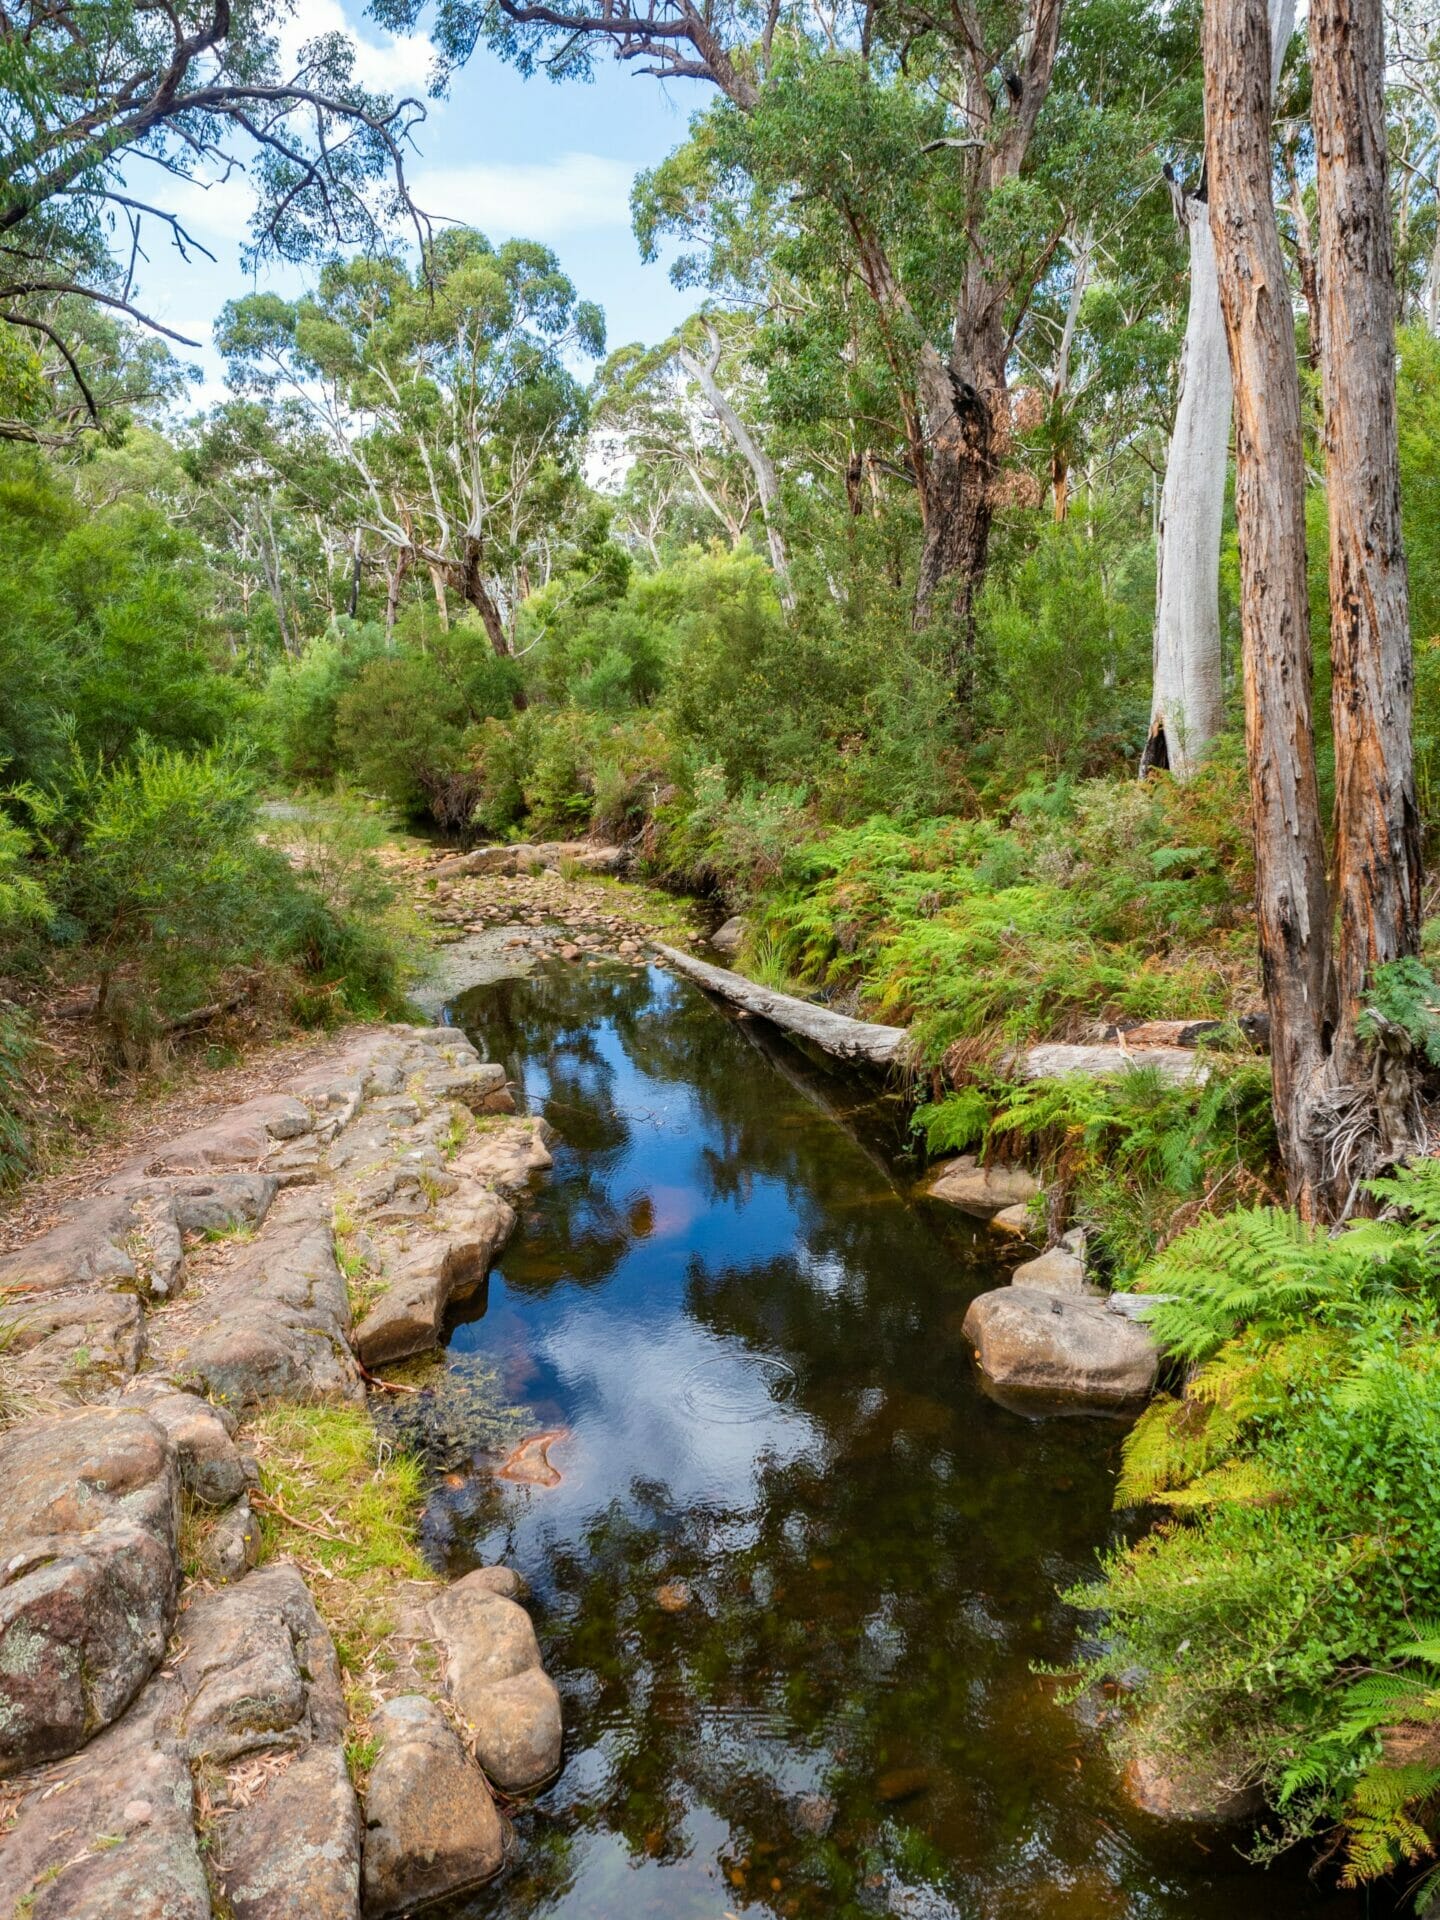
[434,963,1362,1920]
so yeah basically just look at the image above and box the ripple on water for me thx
[675,1353,798,1425]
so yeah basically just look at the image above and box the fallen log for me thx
[655,946,1218,1087]
[652,944,907,1068]
[1005,1042,1211,1087]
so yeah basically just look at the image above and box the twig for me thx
[249,1491,354,1546]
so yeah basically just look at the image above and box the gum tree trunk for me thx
[1205,0,1332,1211]
[1310,0,1424,1163]
[1145,0,1294,778]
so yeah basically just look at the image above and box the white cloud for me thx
[278,0,435,93]
[414,154,637,239]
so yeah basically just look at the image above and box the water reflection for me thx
[427,961,1361,1920]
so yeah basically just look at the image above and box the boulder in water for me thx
[962,1286,1158,1413]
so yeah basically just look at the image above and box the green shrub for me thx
[1070,1162,1440,1896]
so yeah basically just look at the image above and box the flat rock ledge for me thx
[925,1156,1042,1218]
[0,1020,566,1917]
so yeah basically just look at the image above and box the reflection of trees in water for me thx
[437,965,1177,1918]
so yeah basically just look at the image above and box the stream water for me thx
[418,956,1366,1920]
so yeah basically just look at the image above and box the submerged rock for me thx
[0,1406,180,1775]
[961,1286,1158,1413]
[925,1155,1040,1217]
[1122,1721,1265,1823]
[988,1202,1036,1240]
[428,1572,563,1792]
[362,1694,506,1916]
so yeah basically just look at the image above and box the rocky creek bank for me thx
[0,1021,564,1920]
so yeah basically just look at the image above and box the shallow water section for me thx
[424,959,1361,1920]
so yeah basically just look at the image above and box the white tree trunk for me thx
[1145,0,1295,778]
[679,326,795,610]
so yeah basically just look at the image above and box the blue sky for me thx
[143,1,712,408]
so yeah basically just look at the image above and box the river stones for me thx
[962,1286,1158,1413]
[710,915,747,955]
[925,1155,1041,1217]
[0,1406,180,1774]
[0,1675,210,1920]
[362,1694,506,1916]
[172,1190,363,1410]
[352,1195,515,1368]
[427,1572,563,1792]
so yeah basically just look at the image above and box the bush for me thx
[1069,1163,1440,1897]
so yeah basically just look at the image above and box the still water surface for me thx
[419,958,1365,1920]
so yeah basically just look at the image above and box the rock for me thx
[176,1564,347,1763]
[145,1094,313,1175]
[0,1190,154,1300]
[352,1196,515,1367]
[0,1407,180,1774]
[174,1192,363,1410]
[925,1156,1041,1217]
[1010,1247,1096,1295]
[1106,1291,1175,1323]
[709,915,747,955]
[0,1676,210,1920]
[0,1287,145,1391]
[875,1766,931,1804]
[496,1429,566,1487]
[200,1493,258,1582]
[1007,1042,1209,1087]
[988,1202,1035,1240]
[464,1565,524,1601]
[115,1381,256,1504]
[450,1120,554,1195]
[430,1061,508,1110]
[791,1791,835,1837]
[428,1573,563,1792]
[655,1580,692,1613]
[178,1568,361,1918]
[1123,1727,1265,1823]
[164,1171,279,1238]
[361,1695,505,1916]
[211,1744,362,1920]
[961,1287,1158,1414]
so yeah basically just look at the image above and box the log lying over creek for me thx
[654,943,908,1067]
[656,944,1214,1086]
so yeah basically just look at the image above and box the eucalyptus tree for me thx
[594,313,792,599]
[1207,0,1421,1214]
[383,0,1178,659]
[216,229,605,654]
[0,0,428,442]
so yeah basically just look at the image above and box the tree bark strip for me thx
[1309,0,1424,1168]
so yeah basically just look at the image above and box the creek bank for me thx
[0,1020,564,1919]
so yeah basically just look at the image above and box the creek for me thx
[415,955,1363,1920]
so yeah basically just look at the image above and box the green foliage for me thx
[1360,956,1440,1067]
[1072,1161,1440,1891]
[973,526,1148,776]
[916,1059,1275,1281]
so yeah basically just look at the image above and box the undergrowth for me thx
[1070,1161,1440,1902]
[246,1404,431,1716]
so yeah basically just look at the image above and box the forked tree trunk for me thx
[456,536,511,657]
[679,327,795,611]
[1205,0,1333,1211]
[1310,0,1424,1174]
[1145,0,1294,778]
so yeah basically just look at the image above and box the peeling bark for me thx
[1145,0,1294,779]
[1205,0,1332,1210]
